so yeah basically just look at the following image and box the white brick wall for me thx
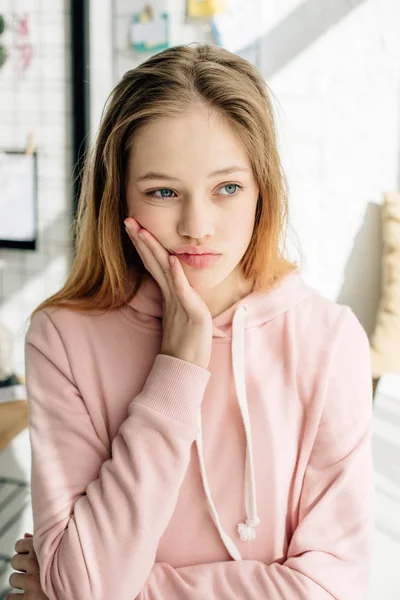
[0,0,73,377]
[1,0,400,377]
[109,0,400,339]
[269,0,400,336]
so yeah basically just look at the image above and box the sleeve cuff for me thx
[133,353,211,426]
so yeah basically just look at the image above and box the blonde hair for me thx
[30,43,297,320]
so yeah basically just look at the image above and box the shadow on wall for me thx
[0,208,73,322]
[337,202,383,337]
[372,389,400,546]
[258,0,368,80]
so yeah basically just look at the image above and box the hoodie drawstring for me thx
[195,304,260,561]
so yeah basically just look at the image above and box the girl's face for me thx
[125,105,259,309]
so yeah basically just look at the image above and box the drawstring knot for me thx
[237,516,260,542]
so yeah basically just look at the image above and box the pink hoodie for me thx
[25,271,374,600]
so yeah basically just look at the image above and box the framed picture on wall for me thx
[0,149,37,250]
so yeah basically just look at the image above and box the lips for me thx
[173,245,219,255]
[176,253,221,269]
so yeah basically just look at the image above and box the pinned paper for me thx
[187,0,226,18]
[211,0,259,53]
[131,5,169,53]
[0,150,37,247]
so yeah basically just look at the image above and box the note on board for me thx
[131,8,169,53]
[187,0,226,17]
[0,151,37,250]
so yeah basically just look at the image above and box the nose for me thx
[177,196,215,240]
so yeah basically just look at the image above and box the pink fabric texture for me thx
[25,272,374,600]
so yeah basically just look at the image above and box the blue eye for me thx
[146,188,176,198]
[145,184,243,199]
[218,184,242,195]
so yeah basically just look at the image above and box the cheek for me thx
[128,205,173,247]
[126,201,161,232]
[227,205,256,241]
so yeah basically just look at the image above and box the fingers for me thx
[11,550,39,572]
[9,570,26,590]
[7,595,48,600]
[124,218,174,303]
[11,552,27,572]
[8,571,43,595]
[8,551,42,600]
[124,218,210,323]
[137,229,175,295]
[168,254,192,298]
[15,536,34,554]
[9,564,42,590]
[170,257,213,322]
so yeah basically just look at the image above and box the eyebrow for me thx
[136,166,249,183]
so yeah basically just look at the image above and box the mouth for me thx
[175,253,222,269]
[172,246,220,256]
[173,252,220,256]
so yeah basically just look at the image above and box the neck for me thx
[197,271,255,318]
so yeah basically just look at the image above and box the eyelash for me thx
[145,183,244,199]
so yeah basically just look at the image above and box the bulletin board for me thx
[0,150,37,250]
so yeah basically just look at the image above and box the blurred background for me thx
[0,0,399,598]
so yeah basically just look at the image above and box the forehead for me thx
[127,106,251,177]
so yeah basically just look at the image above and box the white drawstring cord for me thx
[232,306,260,543]
[195,303,261,561]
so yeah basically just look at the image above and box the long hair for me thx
[30,43,297,321]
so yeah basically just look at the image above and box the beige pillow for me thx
[0,321,13,381]
[370,192,400,378]
[0,400,29,451]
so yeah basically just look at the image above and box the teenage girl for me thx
[7,43,373,600]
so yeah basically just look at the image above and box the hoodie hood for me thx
[127,271,315,338]
[126,270,317,560]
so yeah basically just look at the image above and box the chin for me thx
[183,266,231,289]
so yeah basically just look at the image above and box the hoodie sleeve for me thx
[25,310,211,600]
[138,308,375,600]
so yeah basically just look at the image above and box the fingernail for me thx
[124,219,132,230]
